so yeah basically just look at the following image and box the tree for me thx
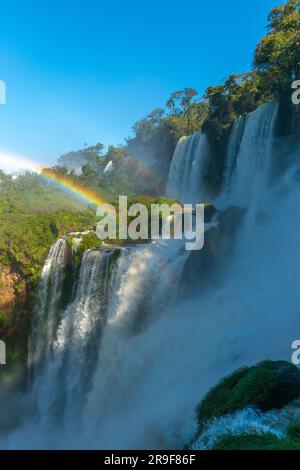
[254,0,300,96]
[81,163,97,180]
[166,88,198,115]
[54,165,69,175]
[106,145,126,166]
[85,142,104,158]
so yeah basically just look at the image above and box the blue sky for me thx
[0,0,280,169]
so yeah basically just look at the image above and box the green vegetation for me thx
[0,211,97,290]
[213,422,300,449]
[0,172,98,383]
[286,422,300,440]
[66,231,102,279]
[0,170,91,213]
[212,431,300,450]
[47,2,300,199]
[106,194,179,245]
[1,0,299,391]
[54,143,134,199]
[196,361,300,429]
[192,361,300,450]
[0,170,178,375]
[202,0,300,150]
[119,1,300,194]
[254,0,300,99]
[0,170,179,312]
[49,2,300,198]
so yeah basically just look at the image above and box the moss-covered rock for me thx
[287,422,300,441]
[197,361,300,428]
[202,411,300,450]
[68,231,102,271]
[212,432,300,450]
[212,419,300,450]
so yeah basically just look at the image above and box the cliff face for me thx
[0,264,30,385]
[0,265,26,322]
[292,103,300,134]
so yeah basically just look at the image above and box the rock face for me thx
[196,361,300,429]
[0,264,26,334]
[289,102,300,136]
[179,206,245,298]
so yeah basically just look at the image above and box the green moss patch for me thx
[197,361,300,428]
[213,432,300,450]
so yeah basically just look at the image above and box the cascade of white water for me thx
[28,238,68,376]
[78,173,300,450]
[80,239,190,448]
[222,116,245,193]
[31,248,120,429]
[191,406,293,450]
[20,239,188,442]
[3,101,300,451]
[165,132,210,203]
[227,101,279,204]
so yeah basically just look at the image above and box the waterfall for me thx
[28,238,68,376]
[75,174,300,449]
[29,247,121,430]
[167,102,278,206]
[222,116,245,193]
[223,101,279,204]
[3,100,300,450]
[165,132,210,203]
[3,239,188,448]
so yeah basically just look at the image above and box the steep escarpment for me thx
[0,265,27,326]
[0,194,98,384]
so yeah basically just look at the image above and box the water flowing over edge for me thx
[2,100,300,449]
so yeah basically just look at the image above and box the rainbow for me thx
[0,151,107,207]
[0,150,166,207]
[39,167,107,206]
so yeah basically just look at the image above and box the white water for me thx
[28,238,68,375]
[3,100,300,449]
[2,240,189,449]
[192,398,300,449]
[192,407,285,450]
[222,101,279,205]
[165,132,210,203]
[31,248,119,430]
[222,116,245,193]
